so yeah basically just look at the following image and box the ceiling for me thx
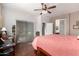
[2,3,79,17]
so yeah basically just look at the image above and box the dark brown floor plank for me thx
[15,42,35,56]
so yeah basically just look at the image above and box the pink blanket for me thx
[32,34,79,56]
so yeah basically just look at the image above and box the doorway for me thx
[16,20,34,43]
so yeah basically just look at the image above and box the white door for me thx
[60,19,65,35]
[55,19,66,35]
[45,23,53,35]
[55,20,60,33]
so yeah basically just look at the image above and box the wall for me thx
[35,14,53,36]
[35,16,42,35]
[41,14,53,23]
[2,6,53,37]
[0,4,1,16]
[52,11,79,35]
[0,4,4,28]
[3,6,79,36]
[0,4,2,28]
[2,7,37,35]
[70,11,79,35]
[52,14,70,35]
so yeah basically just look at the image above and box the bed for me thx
[32,34,79,56]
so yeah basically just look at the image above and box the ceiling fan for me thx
[34,3,56,15]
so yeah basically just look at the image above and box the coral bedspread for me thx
[32,34,79,56]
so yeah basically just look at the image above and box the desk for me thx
[0,43,16,56]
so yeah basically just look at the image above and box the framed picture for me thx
[73,25,79,29]
[76,21,79,26]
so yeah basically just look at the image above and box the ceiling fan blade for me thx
[34,9,42,11]
[48,5,56,9]
[47,11,51,13]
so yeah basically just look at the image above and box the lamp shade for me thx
[1,27,7,31]
[2,31,6,35]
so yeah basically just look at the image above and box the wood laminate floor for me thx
[15,42,35,56]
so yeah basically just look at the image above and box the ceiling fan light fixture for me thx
[42,10,47,14]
